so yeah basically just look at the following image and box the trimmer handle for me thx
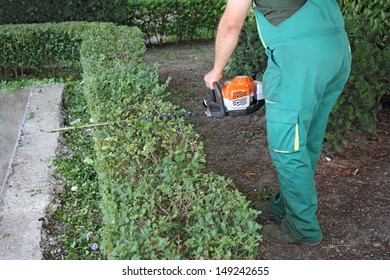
[206,82,226,118]
[209,83,217,102]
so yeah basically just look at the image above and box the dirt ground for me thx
[145,39,390,260]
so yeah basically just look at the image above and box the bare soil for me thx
[145,39,390,260]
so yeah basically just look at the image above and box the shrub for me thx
[80,27,262,259]
[0,0,128,25]
[0,0,225,44]
[126,0,226,43]
[340,0,389,48]
[328,0,389,148]
[0,22,88,79]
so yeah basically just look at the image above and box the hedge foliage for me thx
[79,24,261,259]
[0,0,226,43]
[340,0,389,48]
[328,0,390,147]
[0,22,88,78]
[0,22,261,259]
[227,0,390,150]
[125,0,226,43]
[0,0,128,25]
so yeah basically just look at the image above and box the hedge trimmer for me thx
[47,75,265,133]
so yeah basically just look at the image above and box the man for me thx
[204,0,351,245]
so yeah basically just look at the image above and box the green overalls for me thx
[254,0,352,242]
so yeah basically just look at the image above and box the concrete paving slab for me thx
[0,88,31,190]
[0,84,64,260]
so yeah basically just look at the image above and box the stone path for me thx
[0,84,63,260]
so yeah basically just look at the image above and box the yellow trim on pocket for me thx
[265,99,278,104]
[266,108,300,153]
[294,123,300,152]
[271,149,296,154]
[271,124,299,153]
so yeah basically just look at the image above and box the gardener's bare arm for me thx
[204,0,252,89]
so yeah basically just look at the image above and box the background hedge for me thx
[0,22,88,79]
[125,0,226,43]
[0,0,225,43]
[0,0,128,25]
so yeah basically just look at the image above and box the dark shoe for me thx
[255,201,276,221]
[261,224,321,246]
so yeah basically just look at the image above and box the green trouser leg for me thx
[254,0,352,241]
[270,149,319,241]
[265,31,351,242]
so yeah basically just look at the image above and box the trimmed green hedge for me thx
[0,22,261,259]
[80,24,261,259]
[0,22,87,78]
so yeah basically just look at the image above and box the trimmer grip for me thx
[209,82,222,102]
[209,89,216,102]
[212,82,226,117]
[213,82,222,94]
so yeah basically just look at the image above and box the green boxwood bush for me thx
[0,22,89,78]
[80,27,261,259]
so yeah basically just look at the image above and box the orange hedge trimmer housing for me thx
[204,75,264,118]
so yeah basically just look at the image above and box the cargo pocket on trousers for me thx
[262,47,283,104]
[266,108,299,153]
